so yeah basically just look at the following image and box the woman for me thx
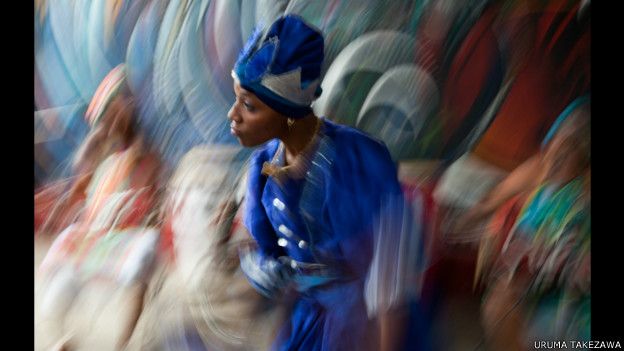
[459,97,591,350]
[133,145,286,351]
[230,15,422,351]
[35,66,137,237]
[37,65,163,351]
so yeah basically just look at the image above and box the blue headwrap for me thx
[232,15,324,118]
[542,95,590,148]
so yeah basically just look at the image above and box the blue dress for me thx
[241,118,423,351]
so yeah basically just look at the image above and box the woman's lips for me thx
[230,122,241,136]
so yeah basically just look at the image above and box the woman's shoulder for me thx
[322,119,395,168]
[320,119,400,193]
[323,119,385,147]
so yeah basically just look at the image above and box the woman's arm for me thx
[456,154,543,231]
[379,307,409,351]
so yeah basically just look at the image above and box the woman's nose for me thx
[227,104,241,123]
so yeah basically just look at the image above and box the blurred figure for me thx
[127,145,285,351]
[458,97,590,350]
[229,15,425,351]
[36,66,139,237]
[36,65,163,351]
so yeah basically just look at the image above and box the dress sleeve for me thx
[325,135,403,265]
[327,135,425,317]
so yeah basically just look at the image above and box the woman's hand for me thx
[238,245,294,299]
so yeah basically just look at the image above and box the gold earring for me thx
[287,118,295,131]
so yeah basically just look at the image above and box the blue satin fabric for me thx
[243,119,407,350]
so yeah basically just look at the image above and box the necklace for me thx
[262,117,322,179]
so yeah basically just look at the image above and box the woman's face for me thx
[228,83,287,147]
[73,95,135,173]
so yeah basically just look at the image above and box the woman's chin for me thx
[236,135,267,148]
[240,139,262,148]
[235,136,253,147]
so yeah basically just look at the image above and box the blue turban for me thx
[232,15,324,118]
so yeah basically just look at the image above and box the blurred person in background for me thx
[230,15,426,351]
[35,65,147,237]
[36,64,163,351]
[126,145,286,351]
[456,97,591,350]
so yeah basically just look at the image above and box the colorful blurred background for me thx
[35,0,591,350]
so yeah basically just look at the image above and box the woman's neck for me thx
[280,114,320,165]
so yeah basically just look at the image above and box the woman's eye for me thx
[234,94,255,112]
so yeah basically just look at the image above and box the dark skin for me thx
[228,82,319,165]
[228,82,408,351]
